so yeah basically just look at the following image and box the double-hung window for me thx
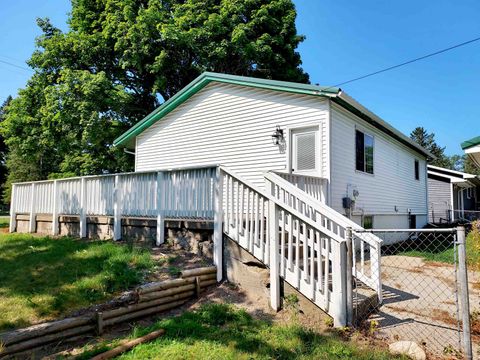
[355,130,374,174]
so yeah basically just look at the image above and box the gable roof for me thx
[461,135,480,150]
[113,72,432,158]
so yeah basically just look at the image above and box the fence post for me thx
[268,200,280,311]
[9,184,16,233]
[457,226,473,359]
[156,171,165,246]
[345,227,353,326]
[331,240,347,327]
[372,240,383,304]
[29,183,36,233]
[213,167,224,282]
[79,178,87,238]
[113,175,122,241]
[52,180,59,236]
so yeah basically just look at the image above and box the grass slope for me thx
[0,233,154,331]
[0,217,9,228]
[78,304,399,360]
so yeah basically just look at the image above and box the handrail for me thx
[220,166,345,244]
[12,164,220,185]
[264,171,363,231]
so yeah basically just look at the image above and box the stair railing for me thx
[220,166,348,326]
[264,171,383,304]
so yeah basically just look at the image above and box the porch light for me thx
[271,125,284,146]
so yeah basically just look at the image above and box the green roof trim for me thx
[113,72,339,147]
[113,71,432,158]
[461,135,480,150]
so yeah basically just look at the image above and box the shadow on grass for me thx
[76,304,396,360]
[0,234,153,331]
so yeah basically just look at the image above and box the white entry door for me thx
[290,126,319,174]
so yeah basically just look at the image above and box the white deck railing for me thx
[273,172,327,203]
[264,171,383,304]
[221,167,347,326]
[10,165,217,243]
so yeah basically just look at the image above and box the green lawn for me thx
[0,217,9,228]
[77,304,399,360]
[0,233,154,331]
[398,232,479,267]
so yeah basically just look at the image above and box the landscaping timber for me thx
[90,329,165,360]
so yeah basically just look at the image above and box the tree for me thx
[0,96,11,207]
[0,0,309,193]
[410,127,451,168]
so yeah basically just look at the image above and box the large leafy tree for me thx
[1,0,309,197]
[410,127,451,168]
[0,96,11,207]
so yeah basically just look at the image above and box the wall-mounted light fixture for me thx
[271,125,284,146]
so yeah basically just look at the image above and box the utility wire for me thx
[325,36,480,90]
[0,59,32,73]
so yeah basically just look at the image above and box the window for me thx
[362,215,373,229]
[291,127,318,173]
[355,130,374,174]
[414,160,420,180]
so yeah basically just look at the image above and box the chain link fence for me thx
[349,227,474,359]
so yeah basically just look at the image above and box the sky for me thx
[0,1,479,155]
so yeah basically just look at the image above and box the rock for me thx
[389,341,426,360]
[199,241,213,259]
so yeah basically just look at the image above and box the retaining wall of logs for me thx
[0,266,217,358]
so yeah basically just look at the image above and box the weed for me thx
[168,266,182,277]
[167,255,178,265]
[324,317,334,328]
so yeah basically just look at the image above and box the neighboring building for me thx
[114,72,432,229]
[462,135,480,169]
[427,165,480,223]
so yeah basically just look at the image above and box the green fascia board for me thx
[113,72,340,147]
[461,135,480,150]
[114,71,431,159]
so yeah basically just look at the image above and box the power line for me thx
[326,36,480,90]
[0,59,32,73]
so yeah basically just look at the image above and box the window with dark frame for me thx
[414,159,420,180]
[355,130,374,174]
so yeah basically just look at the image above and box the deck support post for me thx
[9,184,16,233]
[79,178,87,238]
[457,226,473,359]
[269,200,280,311]
[345,227,353,326]
[213,167,224,282]
[113,175,122,241]
[156,171,165,246]
[52,180,59,236]
[331,240,347,327]
[28,183,36,233]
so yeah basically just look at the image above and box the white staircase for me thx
[220,167,382,326]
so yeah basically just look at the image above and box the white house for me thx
[114,72,431,230]
[427,165,480,223]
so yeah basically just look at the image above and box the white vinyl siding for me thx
[427,176,452,222]
[135,83,329,189]
[330,102,428,224]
